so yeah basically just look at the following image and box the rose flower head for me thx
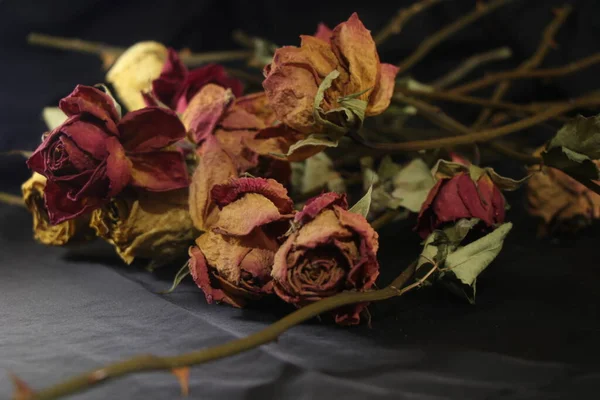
[181,85,302,179]
[526,148,600,235]
[27,85,189,224]
[189,176,294,307]
[271,192,380,325]
[90,188,196,266]
[416,159,523,239]
[21,172,94,246]
[148,48,243,113]
[263,13,398,153]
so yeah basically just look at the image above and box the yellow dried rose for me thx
[90,188,196,265]
[106,41,169,111]
[21,173,93,246]
[262,13,398,155]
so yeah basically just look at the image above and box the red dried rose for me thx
[150,48,243,113]
[188,177,294,306]
[416,168,506,239]
[271,192,380,325]
[27,85,189,224]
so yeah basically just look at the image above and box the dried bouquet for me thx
[4,1,600,398]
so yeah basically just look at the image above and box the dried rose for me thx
[182,85,300,181]
[271,192,379,325]
[106,41,169,111]
[27,85,189,224]
[21,173,94,246]
[150,48,243,113]
[526,161,600,235]
[189,177,294,306]
[90,188,195,265]
[416,161,513,239]
[263,13,398,139]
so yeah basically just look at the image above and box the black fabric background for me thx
[1,0,600,398]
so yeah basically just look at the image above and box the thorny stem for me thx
[431,47,512,89]
[450,53,600,95]
[352,94,600,152]
[19,261,432,400]
[470,5,572,129]
[26,33,253,68]
[396,0,517,72]
[374,0,443,46]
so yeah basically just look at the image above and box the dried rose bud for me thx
[526,163,600,235]
[263,13,398,136]
[271,192,379,325]
[188,177,294,306]
[106,41,169,111]
[416,166,506,239]
[21,173,94,246]
[90,188,195,265]
[27,85,189,224]
[149,48,243,113]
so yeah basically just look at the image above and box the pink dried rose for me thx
[27,85,189,224]
[149,48,243,113]
[181,85,301,181]
[271,192,380,325]
[188,177,294,306]
[263,13,399,137]
[416,165,506,239]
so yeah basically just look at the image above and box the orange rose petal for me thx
[189,137,238,231]
[294,209,352,249]
[330,12,379,100]
[196,231,248,283]
[212,193,283,236]
[366,63,399,116]
[181,84,233,143]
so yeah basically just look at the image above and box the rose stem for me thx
[352,94,600,152]
[396,0,518,73]
[0,192,25,207]
[394,88,569,122]
[26,33,252,68]
[449,53,600,95]
[469,5,572,129]
[374,0,443,46]
[430,47,513,89]
[19,261,438,400]
[390,94,542,163]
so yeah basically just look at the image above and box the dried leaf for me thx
[485,167,529,191]
[391,158,436,212]
[547,114,600,159]
[442,222,513,303]
[285,134,338,161]
[294,153,346,195]
[42,107,67,131]
[542,146,600,181]
[171,367,190,397]
[349,185,373,218]
[160,262,191,294]
[9,372,34,400]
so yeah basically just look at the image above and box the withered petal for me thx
[118,106,186,152]
[129,151,189,192]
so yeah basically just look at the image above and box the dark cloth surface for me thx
[1,0,600,398]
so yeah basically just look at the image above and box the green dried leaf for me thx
[377,156,402,181]
[42,107,67,131]
[547,114,600,159]
[159,262,190,294]
[349,185,373,218]
[542,146,600,181]
[442,218,480,245]
[431,159,468,178]
[285,134,339,158]
[485,168,529,191]
[391,158,436,213]
[441,222,513,303]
